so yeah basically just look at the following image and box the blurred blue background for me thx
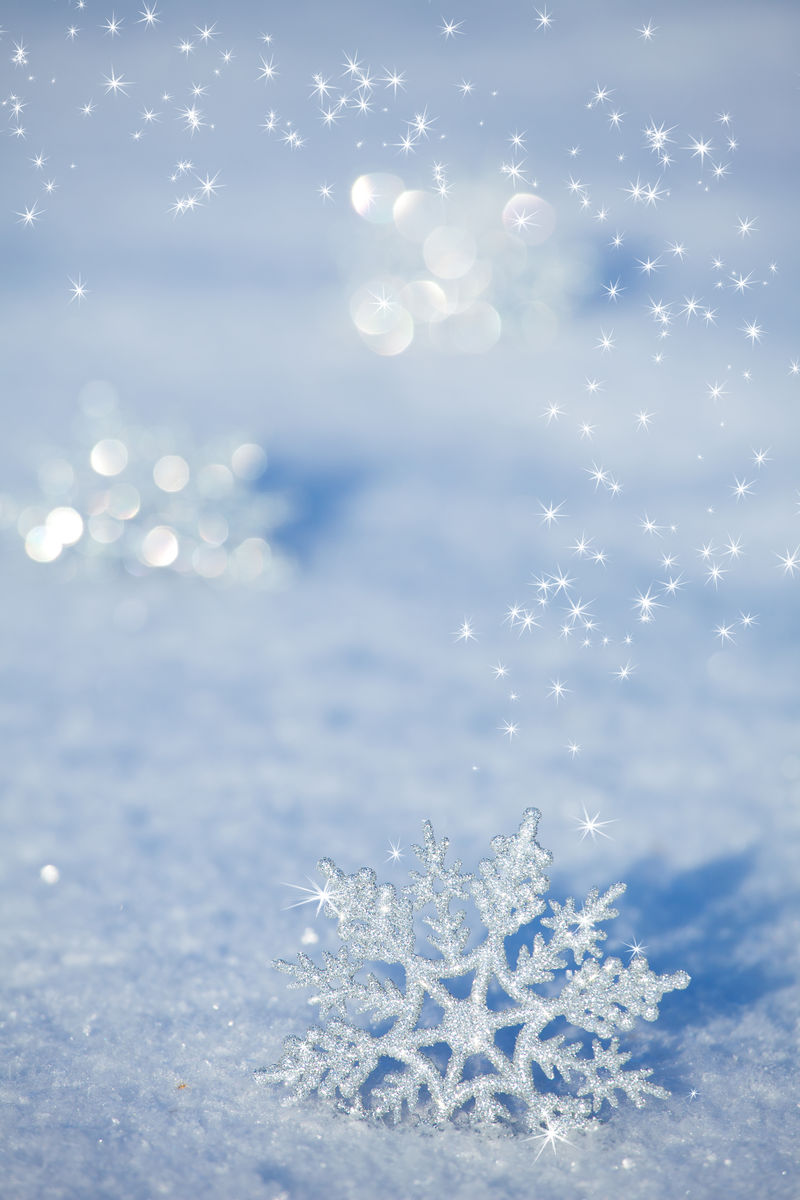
[1,2,799,1197]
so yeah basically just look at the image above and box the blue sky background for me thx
[1,2,799,1197]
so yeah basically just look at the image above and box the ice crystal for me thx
[265,809,689,1136]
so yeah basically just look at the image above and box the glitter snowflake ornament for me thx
[265,809,689,1137]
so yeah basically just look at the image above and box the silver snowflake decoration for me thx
[265,808,689,1137]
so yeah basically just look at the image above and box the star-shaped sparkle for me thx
[574,807,616,841]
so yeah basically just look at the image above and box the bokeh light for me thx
[192,545,228,579]
[398,280,448,324]
[350,178,564,356]
[88,515,124,544]
[25,525,62,563]
[393,189,443,242]
[351,173,404,223]
[90,438,128,477]
[230,537,271,583]
[501,193,556,245]
[12,409,289,587]
[45,506,83,546]
[153,455,190,493]
[140,526,179,568]
[423,226,477,280]
[350,282,415,355]
[106,484,141,521]
[231,443,267,480]
[430,302,502,354]
[198,514,229,546]
[197,463,234,499]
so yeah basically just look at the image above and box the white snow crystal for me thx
[265,808,689,1137]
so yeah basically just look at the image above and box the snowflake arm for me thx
[555,953,689,1037]
[405,821,472,964]
[578,1037,669,1112]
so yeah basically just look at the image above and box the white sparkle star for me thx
[741,319,764,345]
[731,476,755,500]
[549,568,575,595]
[660,573,686,597]
[539,500,566,527]
[686,135,714,163]
[777,547,800,577]
[637,255,662,275]
[547,678,571,704]
[705,563,728,589]
[16,201,44,227]
[257,55,278,84]
[574,806,615,841]
[453,618,477,643]
[195,170,222,199]
[102,67,133,96]
[723,535,744,559]
[381,68,406,95]
[101,13,124,38]
[529,1118,574,1161]
[542,401,564,424]
[639,513,664,537]
[283,877,340,917]
[633,587,662,623]
[68,273,88,303]
[138,5,160,28]
[439,17,464,39]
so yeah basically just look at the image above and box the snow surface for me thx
[2,2,800,1197]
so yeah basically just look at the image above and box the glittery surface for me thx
[267,809,689,1142]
